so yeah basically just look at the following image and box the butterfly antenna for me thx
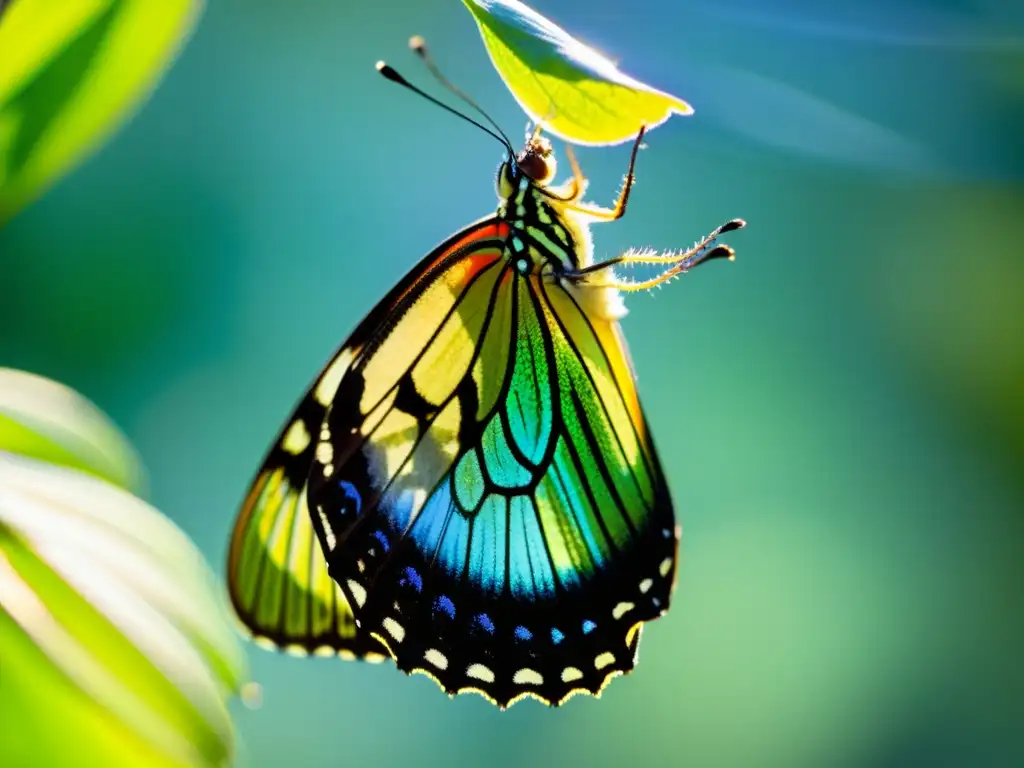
[408,36,515,156]
[376,61,513,154]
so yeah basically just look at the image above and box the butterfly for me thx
[227,49,744,708]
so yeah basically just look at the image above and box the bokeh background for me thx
[2,0,1022,765]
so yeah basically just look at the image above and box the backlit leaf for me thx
[0,452,247,767]
[0,368,144,493]
[462,0,691,146]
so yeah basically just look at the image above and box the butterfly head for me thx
[497,135,558,201]
[516,134,557,185]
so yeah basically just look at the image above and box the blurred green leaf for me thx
[462,0,691,146]
[0,451,247,767]
[0,368,144,493]
[0,0,202,224]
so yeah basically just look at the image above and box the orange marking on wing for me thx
[447,250,502,287]
[443,222,509,285]
[394,221,510,306]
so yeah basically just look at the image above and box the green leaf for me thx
[0,0,202,224]
[0,368,144,493]
[462,0,692,146]
[0,452,248,767]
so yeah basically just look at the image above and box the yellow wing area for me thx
[229,465,384,660]
[226,343,385,659]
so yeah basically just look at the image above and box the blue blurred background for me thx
[2,0,1022,765]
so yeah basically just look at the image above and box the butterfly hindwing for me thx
[306,232,678,707]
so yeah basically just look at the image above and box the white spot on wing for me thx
[512,668,543,685]
[424,648,448,670]
[382,616,404,643]
[659,557,673,577]
[561,667,583,683]
[466,663,495,683]
[315,441,334,466]
[347,579,366,607]
[281,420,311,455]
[612,601,635,620]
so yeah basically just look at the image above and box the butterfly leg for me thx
[562,218,746,290]
[561,142,587,199]
[566,126,647,221]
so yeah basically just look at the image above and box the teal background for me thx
[2,1,1022,766]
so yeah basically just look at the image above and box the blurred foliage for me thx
[463,0,690,145]
[0,371,247,767]
[0,0,202,224]
[0,4,249,763]
[0,367,144,491]
[865,180,1024,461]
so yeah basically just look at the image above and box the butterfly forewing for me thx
[227,217,507,659]
[306,226,678,707]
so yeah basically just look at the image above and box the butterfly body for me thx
[228,127,743,708]
[496,140,627,323]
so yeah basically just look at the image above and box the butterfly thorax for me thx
[496,174,581,276]
[493,138,628,321]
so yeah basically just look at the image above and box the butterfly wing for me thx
[227,216,507,659]
[228,380,386,659]
[306,250,678,707]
